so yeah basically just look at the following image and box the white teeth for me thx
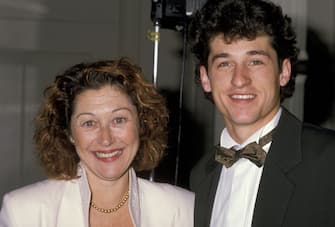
[232,94,254,99]
[96,150,121,158]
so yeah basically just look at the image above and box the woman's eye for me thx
[113,117,127,125]
[82,120,95,128]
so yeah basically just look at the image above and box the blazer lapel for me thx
[56,182,86,227]
[194,149,222,227]
[252,109,302,227]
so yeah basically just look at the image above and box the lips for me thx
[230,94,255,100]
[95,150,121,159]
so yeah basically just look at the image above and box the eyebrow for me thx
[210,53,229,63]
[74,107,133,119]
[247,50,271,58]
[210,50,270,63]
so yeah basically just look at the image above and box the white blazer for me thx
[0,166,194,227]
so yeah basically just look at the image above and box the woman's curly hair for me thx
[34,58,169,179]
[188,0,299,102]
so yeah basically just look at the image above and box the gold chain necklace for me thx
[90,190,129,213]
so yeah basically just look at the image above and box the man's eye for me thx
[218,62,231,68]
[249,60,263,66]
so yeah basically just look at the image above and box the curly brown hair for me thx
[188,0,299,102]
[34,58,169,180]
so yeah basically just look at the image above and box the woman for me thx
[0,58,194,227]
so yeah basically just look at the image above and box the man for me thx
[188,0,335,226]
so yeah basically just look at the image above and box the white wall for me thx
[0,0,188,198]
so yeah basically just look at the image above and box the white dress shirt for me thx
[210,108,282,227]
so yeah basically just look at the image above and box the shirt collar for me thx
[77,163,141,227]
[220,107,282,150]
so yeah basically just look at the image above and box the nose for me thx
[99,126,113,146]
[231,65,251,88]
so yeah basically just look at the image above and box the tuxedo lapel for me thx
[252,158,295,227]
[252,109,302,227]
[193,149,222,227]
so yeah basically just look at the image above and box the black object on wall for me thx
[151,0,207,31]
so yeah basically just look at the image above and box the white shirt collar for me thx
[220,108,282,150]
[77,163,141,227]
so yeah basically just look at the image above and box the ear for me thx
[199,66,212,92]
[279,58,291,86]
[69,136,75,144]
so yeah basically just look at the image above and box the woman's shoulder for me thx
[137,177,194,203]
[3,178,74,205]
[0,178,85,227]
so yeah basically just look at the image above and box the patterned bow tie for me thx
[215,129,275,168]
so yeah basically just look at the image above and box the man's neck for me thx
[224,108,282,144]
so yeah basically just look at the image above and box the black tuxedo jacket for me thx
[190,108,335,227]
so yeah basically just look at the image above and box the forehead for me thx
[207,35,278,65]
[209,34,274,52]
[73,85,133,109]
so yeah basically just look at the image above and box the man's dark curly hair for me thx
[188,0,299,102]
[34,58,169,180]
